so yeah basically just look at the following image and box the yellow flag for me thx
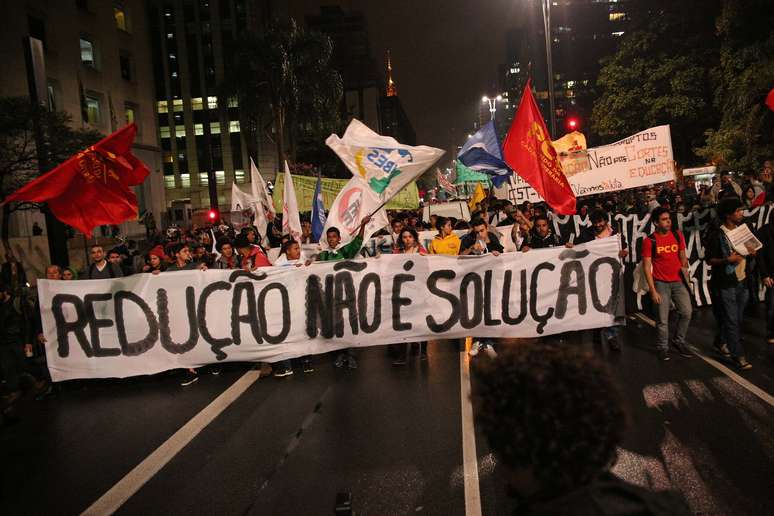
[468,182,486,211]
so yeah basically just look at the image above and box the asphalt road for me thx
[2,304,773,515]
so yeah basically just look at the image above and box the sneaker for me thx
[657,349,671,361]
[673,343,693,358]
[302,360,314,373]
[713,341,731,358]
[735,356,752,370]
[347,356,358,369]
[468,341,483,357]
[334,354,347,368]
[180,371,199,386]
[608,336,621,351]
[209,366,222,375]
[274,367,293,377]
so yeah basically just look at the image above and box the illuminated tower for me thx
[386,50,398,97]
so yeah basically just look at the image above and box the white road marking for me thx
[633,312,774,407]
[460,344,483,516]
[81,370,262,516]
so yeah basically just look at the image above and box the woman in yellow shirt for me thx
[428,217,461,255]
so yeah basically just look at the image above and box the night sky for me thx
[288,0,525,160]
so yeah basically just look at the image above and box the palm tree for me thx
[219,18,343,169]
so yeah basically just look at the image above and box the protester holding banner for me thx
[427,217,461,255]
[213,238,239,270]
[233,234,271,271]
[166,243,207,272]
[140,245,167,274]
[459,218,504,256]
[391,228,428,365]
[85,245,124,279]
[641,207,693,361]
[519,215,566,252]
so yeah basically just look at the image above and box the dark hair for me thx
[398,228,419,249]
[90,244,103,252]
[473,345,625,494]
[233,234,250,249]
[326,227,341,237]
[215,237,233,253]
[280,239,298,256]
[651,206,670,222]
[717,197,743,220]
[533,214,550,226]
[436,216,449,232]
[470,217,486,228]
[589,208,609,224]
[168,243,189,257]
[107,248,121,257]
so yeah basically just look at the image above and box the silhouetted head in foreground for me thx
[473,345,690,515]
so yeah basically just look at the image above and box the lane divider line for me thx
[633,312,774,408]
[460,340,483,516]
[82,370,262,516]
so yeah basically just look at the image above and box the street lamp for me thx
[482,94,503,120]
[539,0,557,138]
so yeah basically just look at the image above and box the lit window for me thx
[210,122,221,134]
[169,53,177,60]
[234,169,245,183]
[80,37,96,67]
[609,12,626,21]
[124,104,136,124]
[181,174,191,187]
[160,126,170,138]
[228,97,238,108]
[199,172,209,185]
[114,6,128,31]
[171,71,178,78]
[194,123,204,135]
[215,170,225,185]
[85,95,100,124]
[157,100,169,113]
[510,67,517,74]
[191,97,203,110]
[229,121,240,132]
[612,31,625,37]
[172,99,183,112]
[207,96,217,109]
[166,32,174,39]
[567,80,575,88]
[175,126,186,137]
[164,176,176,189]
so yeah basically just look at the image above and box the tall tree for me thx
[695,0,774,170]
[591,0,721,163]
[0,97,101,243]
[219,19,343,169]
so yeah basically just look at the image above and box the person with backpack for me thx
[641,207,693,361]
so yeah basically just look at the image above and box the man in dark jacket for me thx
[758,221,774,346]
[85,245,124,279]
[460,218,504,256]
[519,215,565,251]
[704,197,756,370]
[0,284,33,403]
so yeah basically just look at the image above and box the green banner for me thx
[272,174,420,212]
[454,160,492,185]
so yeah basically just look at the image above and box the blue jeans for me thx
[600,326,619,341]
[766,287,774,339]
[719,283,749,358]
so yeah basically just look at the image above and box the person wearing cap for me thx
[233,234,272,270]
[141,245,167,274]
[704,197,757,370]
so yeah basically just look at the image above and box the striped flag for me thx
[437,168,457,194]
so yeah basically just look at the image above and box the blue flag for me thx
[458,120,512,187]
[311,174,326,242]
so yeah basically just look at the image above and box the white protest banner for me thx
[39,238,622,381]
[496,125,675,202]
[326,118,445,203]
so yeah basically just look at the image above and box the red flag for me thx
[4,124,149,237]
[767,87,774,112]
[501,80,577,214]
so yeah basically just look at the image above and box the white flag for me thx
[230,182,255,213]
[282,160,302,242]
[326,118,445,202]
[249,158,274,245]
[321,176,390,250]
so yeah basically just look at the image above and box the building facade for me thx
[0,0,164,236]
[147,0,279,225]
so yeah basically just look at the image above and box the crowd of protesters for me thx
[1,161,773,409]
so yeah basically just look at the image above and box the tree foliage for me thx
[0,97,101,206]
[591,0,721,163]
[694,0,774,170]
[219,18,343,170]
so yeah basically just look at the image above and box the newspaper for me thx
[724,223,763,256]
